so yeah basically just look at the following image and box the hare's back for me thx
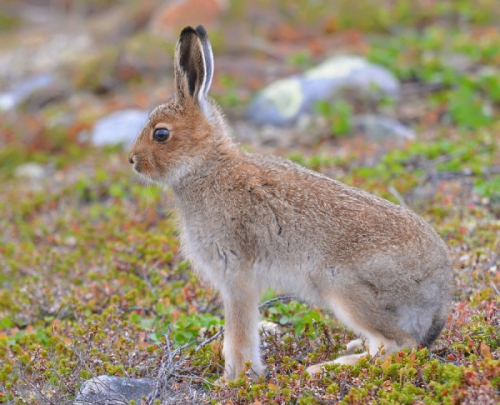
[242,153,451,297]
[244,154,427,234]
[234,153,449,268]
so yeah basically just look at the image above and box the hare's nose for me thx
[129,154,135,164]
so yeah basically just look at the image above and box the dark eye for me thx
[153,128,170,142]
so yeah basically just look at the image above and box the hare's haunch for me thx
[129,25,452,380]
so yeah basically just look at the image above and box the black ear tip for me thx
[179,26,198,39]
[195,25,208,37]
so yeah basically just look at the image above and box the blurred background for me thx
[1,0,499,178]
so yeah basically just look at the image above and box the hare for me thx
[129,25,453,380]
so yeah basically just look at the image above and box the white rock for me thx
[259,320,280,335]
[0,74,55,111]
[14,163,48,180]
[247,56,400,127]
[91,109,148,148]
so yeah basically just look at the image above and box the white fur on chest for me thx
[179,222,233,290]
[179,219,327,303]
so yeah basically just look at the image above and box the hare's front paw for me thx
[224,360,266,381]
[250,362,267,379]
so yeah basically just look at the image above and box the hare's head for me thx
[129,25,226,185]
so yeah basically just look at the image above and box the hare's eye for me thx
[153,128,170,142]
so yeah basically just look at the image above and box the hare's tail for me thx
[419,307,448,348]
[397,301,448,348]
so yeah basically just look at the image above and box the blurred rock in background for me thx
[91,109,148,148]
[247,56,400,127]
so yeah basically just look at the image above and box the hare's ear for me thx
[195,25,214,96]
[174,25,213,106]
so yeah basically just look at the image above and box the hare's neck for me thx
[170,139,239,201]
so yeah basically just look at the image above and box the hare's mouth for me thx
[132,164,145,178]
[133,165,148,178]
[133,165,162,185]
[131,159,147,177]
[131,161,147,178]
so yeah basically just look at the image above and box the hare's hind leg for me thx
[306,332,405,375]
[306,296,417,376]
[344,338,364,354]
[220,275,265,380]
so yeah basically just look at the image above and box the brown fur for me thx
[129,26,453,380]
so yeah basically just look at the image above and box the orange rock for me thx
[149,0,227,40]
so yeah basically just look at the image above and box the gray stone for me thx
[352,114,415,143]
[74,375,154,405]
[91,109,148,148]
[247,56,400,127]
[0,74,56,111]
